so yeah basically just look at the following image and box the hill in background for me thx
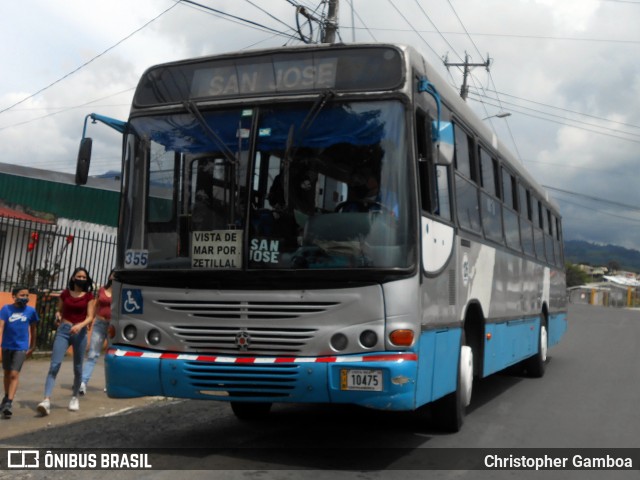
[564,240,640,273]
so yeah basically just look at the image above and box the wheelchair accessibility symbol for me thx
[122,289,143,314]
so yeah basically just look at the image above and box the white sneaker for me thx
[37,399,51,416]
[68,396,80,411]
[79,382,87,396]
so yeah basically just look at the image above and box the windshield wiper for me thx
[184,100,241,225]
[184,101,238,166]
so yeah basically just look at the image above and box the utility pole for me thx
[323,0,339,43]
[444,53,491,101]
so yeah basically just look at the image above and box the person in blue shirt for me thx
[0,286,39,419]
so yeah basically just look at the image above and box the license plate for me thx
[340,369,383,391]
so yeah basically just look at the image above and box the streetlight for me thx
[482,112,512,120]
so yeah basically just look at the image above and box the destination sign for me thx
[133,46,404,106]
[192,58,338,97]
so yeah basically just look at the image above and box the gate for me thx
[0,215,117,350]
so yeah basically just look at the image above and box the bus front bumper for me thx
[105,347,419,411]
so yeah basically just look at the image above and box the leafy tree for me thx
[565,263,590,287]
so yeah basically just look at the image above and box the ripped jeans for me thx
[44,322,87,398]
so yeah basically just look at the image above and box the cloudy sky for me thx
[1,0,639,249]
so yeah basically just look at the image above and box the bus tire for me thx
[230,401,272,420]
[431,342,473,432]
[524,320,548,378]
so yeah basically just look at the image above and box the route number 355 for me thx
[124,250,149,269]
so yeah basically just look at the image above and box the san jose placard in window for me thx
[192,230,243,268]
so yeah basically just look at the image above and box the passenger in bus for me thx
[338,169,381,212]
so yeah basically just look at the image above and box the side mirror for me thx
[432,121,454,165]
[75,137,93,185]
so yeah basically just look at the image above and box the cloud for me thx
[1,0,639,249]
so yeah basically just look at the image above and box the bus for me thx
[79,43,567,431]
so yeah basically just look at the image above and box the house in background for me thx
[0,162,120,291]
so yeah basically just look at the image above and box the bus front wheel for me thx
[431,343,473,432]
[230,401,272,420]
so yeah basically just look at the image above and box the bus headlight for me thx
[147,329,162,346]
[330,333,348,351]
[123,325,137,341]
[359,330,378,348]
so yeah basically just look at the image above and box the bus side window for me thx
[416,112,435,213]
[454,123,476,181]
[453,123,481,233]
[435,165,451,221]
[502,167,521,252]
[417,111,453,221]
[519,183,535,257]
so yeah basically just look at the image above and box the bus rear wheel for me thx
[431,343,473,432]
[230,401,272,420]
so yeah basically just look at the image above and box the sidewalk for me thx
[0,354,163,442]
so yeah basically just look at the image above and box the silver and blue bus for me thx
[86,43,567,431]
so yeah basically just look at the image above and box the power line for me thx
[385,0,444,62]
[0,2,180,116]
[544,185,640,212]
[0,88,134,132]
[244,0,297,33]
[347,26,640,45]
[467,93,640,144]
[181,0,300,41]
[472,88,640,131]
[557,197,640,224]
[344,0,378,42]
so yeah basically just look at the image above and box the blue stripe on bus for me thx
[415,328,461,407]
[483,317,540,377]
[548,311,568,347]
[105,347,420,410]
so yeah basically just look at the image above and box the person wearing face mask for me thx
[0,286,39,419]
[37,267,96,416]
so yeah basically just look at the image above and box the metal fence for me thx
[0,215,117,350]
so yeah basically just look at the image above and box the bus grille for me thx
[171,325,318,353]
[155,299,336,353]
[156,299,338,319]
[185,361,299,398]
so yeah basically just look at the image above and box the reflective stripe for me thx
[107,348,417,364]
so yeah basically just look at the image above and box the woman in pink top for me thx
[37,267,95,416]
[80,269,113,395]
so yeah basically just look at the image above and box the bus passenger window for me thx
[436,165,451,220]
[479,148,498,197]
[454,124,475,181]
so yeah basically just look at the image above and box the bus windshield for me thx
[124,100,413,271]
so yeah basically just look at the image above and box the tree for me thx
[565,263,590,287]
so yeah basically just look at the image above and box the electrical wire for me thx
[181,0,299,41]
[467,93,640,144]
[0,1,180,116]
[544,185,640,212]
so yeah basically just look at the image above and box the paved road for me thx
[0,355,164,442]
[1,304,639,479]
